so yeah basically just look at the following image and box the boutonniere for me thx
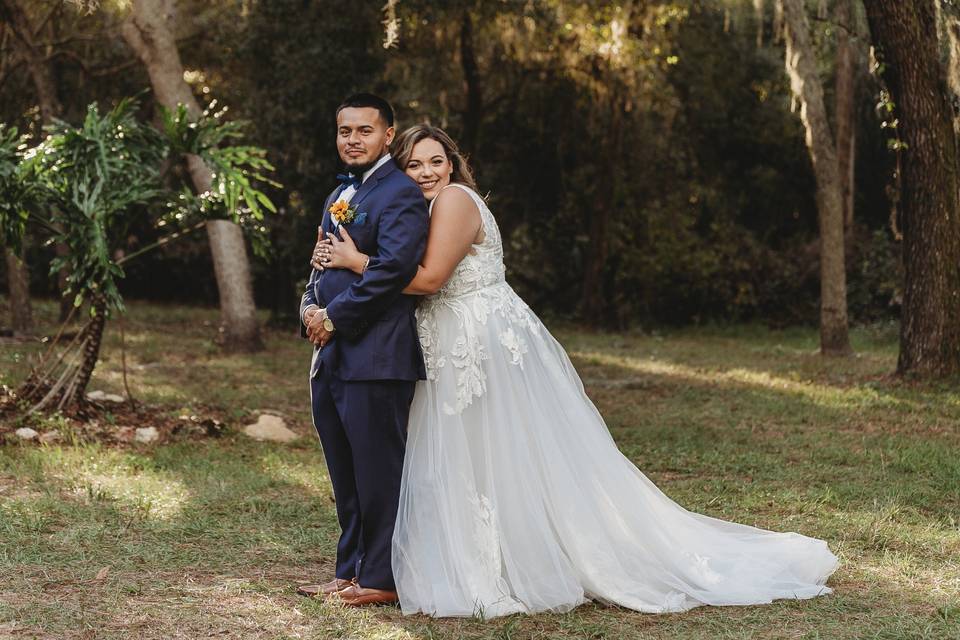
[328,199,367,226]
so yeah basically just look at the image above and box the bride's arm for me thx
[402,187,482,295]
[313,187,483,294]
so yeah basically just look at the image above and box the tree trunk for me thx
[941,3,960,131]
[782,0,852,356]
[122,0,263,351]
[4,248,32,334]
[206,219,262,352]
[66,296,107,408]
[834,0,856,234]
[459,10,483,156]
[0,0,64,122]
[579,100,622,327]
[863,0,960,376]
[0,0,69,327]
[754,0,765,48]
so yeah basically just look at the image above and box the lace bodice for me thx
[417,184,544,415]
[428,184,506,299]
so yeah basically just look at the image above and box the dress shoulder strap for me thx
[428,182,485,215]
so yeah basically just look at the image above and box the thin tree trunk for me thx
[774,0,785,43]
[783,0,852,356]
[459,10,483,156]
[834,0,856,233]
[122,0,262,351]
[0,0,63,121]
[754,0,765,47]
[65,296,107,408]
[863,0,960,376]
[941,3,960,131]
[579,100,622,327]
[4,248,32,334]
[0,0,68,327]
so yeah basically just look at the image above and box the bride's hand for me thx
[312,226,368,274]
[310,226,327,271]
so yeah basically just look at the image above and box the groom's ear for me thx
[385,126,396,147]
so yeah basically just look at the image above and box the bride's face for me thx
[404,138,453,200]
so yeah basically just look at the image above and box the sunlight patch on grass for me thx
[571,351,917,413]
[24,446,189,520]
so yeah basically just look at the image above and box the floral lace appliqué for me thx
[499,327,528,368]
[446,333,489,415]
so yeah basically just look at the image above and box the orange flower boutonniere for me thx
[328,200,367,225]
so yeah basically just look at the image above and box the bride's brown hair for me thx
[392,124,478,192]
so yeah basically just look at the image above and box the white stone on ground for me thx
[87,390,125,403]
[243,414,298,443]
[134,427,159,443]
[14,427,38,440]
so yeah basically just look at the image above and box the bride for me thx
[312,124,839,618]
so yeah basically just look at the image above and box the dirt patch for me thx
[0,395,228,447]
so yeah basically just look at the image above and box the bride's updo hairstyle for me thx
[392,124,478,192]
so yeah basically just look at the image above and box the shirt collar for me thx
[356,153,392,184]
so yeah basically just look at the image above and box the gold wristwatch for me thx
[321,310,335,332]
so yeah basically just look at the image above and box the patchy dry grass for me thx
[1,299,959,639]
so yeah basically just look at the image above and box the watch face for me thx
[323,318,334,331]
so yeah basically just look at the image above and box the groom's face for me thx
[336,107,395,173]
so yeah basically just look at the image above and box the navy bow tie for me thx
[337,173,362,190]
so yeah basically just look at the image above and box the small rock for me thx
[243,414,298,443]
[38,431,61,444]
[134,427,159,444]
[14,427,38,441]
[86,390,124,403]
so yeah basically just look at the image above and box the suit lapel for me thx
[350,159,397,212]
[321,185,347,234]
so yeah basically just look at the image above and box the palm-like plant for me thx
[3,97,279,416]
[14,99,165,413]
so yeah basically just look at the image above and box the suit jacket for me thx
[300,159,429,381]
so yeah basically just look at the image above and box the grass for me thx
[1,298,959,639]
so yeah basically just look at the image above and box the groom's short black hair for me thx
[337,93,395,127]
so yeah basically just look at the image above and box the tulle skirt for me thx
[392,282,838,618]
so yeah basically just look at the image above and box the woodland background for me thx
[0,0,906,334]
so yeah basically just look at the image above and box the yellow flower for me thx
[328,199,355,224]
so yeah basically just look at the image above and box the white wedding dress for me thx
[392,183,838,618]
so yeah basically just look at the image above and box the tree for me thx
[121,0,263,352]
[782,0,852,355]
[862,0,960,376]
[1,98,277,414]
[834,0,857,234]
[0,124,32,334]
[0,0,64,329]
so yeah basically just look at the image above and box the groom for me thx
[297,93,429,606]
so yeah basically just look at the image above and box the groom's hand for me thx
[305,309,333,347]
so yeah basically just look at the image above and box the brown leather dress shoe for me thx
[334,584,399,607]
[296,577,356,597]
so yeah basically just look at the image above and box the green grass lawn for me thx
[1,299,958,639]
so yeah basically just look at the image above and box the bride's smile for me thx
[399,137,454,200]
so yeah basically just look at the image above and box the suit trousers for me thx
[309,362,415,591]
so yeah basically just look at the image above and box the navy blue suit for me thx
[300,158,428,590]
